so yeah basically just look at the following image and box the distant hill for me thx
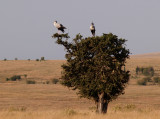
[131,52,160,58]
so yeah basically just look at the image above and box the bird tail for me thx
[91,30,95,37]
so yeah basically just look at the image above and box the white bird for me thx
[90,22,96,37]
[53,21,66,33]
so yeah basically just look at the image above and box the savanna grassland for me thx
[0,53,160,119]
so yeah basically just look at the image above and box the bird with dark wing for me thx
[53,21,66,33]
[90,22,96,37]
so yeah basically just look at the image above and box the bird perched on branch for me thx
[90,22,96,37]
[53,21,66,33]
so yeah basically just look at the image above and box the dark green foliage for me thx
[136,66,154,76]
[53,33,130,107]
[51,78,59,84]
[26,80,36,84]
[6,75,21,81]
[3,58,7,61]
[36,59,39,61]
[136,66,139,75]
[15,58,18,60]
[6,78,10,81]
[41,57,45,61]
[52,33,70,39]
[153,77,160,83]
[11,75,21,81]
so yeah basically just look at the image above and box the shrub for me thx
[136,66,139,75]
[153,77,160,83]
[137,78,147,85]
[136,66,154,77]
[51,78,59,84]
[15,58,18,60]
[36,59,39,61]
[3,58,7,61]
[26,80,36,84]
[11,75,21,81]
[6,75,21,81]
[46,81,50,84]
[40,57,45,61]
[6,78,10,81]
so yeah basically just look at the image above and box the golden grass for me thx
[0,60,65,82]
[0,110,160,119]
[0,54,160,118]
[127,54,160,76]
[0,83,94,111]
[0,83,160,112]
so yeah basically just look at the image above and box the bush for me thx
[11,75,21,81]
[136,66,154,76]
[153,77,160,83]
[137,78,147,85]
[40,57,45,61]
[26,80,36,84]
[46,81,50,84]
[36,59,39,61]
[3,58,7,61]
[51,78,59,84]
[6,78,9,81]
[6,75,21,81]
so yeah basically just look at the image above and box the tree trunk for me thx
[97,93,108,114]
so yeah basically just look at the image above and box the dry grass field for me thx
[0,60,65,83]
[0,53,160,118]
[0,110,160,119]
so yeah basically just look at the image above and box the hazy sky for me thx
[0,0,160,60]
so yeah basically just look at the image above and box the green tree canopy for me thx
[53,33,130,113]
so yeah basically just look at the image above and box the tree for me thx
[136,67,155,77]
[52,33,130,114]
[41,57,45,61]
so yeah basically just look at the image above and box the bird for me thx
[90,22,96,37]
[53,21,66,33]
